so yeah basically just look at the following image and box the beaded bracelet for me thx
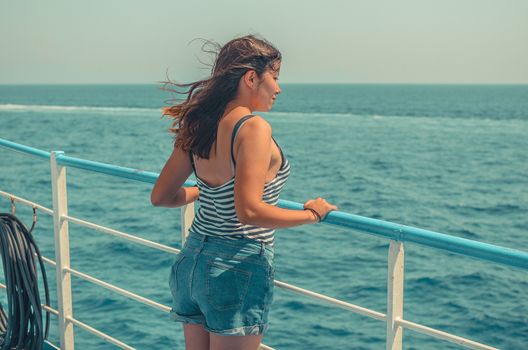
[304,208,322,223]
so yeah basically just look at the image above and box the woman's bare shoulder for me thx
[232,115,272,155]
[241,114,272,134]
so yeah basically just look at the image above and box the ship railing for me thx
[1,137,527,350]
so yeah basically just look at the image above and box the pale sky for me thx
[1,0,527,84]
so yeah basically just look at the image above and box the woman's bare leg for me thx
[210,333,263,350]
[183,323,210,350]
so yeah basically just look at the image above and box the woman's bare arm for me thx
[150,145,199,207]
[233,116,318,228]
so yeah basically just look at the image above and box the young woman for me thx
[151,34,338,350]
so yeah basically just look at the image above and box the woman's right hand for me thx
[303,197,338,223]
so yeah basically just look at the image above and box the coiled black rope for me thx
[0,212,50,350]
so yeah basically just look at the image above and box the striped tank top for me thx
[188,114,290,246]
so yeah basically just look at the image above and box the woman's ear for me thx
[243,70,256,88]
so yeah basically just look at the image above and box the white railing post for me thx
[180,202,195,246]
[50,151,75,350]
[387,240,404,350]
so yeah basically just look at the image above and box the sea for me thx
[0,84,527,349]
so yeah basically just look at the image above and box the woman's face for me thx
[252,63,281,112]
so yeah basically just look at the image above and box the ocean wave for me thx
[1,104,526,122]
[445,202,525,215]
[0,103,159,114]
[269,110,528,122]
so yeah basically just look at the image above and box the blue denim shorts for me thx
[168,231,275,336]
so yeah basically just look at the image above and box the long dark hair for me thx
[161,34,281,159]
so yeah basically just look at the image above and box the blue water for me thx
[1,84,527,349]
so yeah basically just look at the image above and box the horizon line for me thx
[1,82,527,86]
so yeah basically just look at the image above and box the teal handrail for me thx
[2,137,528,270]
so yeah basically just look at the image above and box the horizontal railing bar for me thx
[280,200,528,270]
[44,340,61,350]
[42,255,57,266]
[397,319,498,350]
[2,138,528,271]
[42,304,59,316]
[56,153,194,186]
[275,280,386,321]
[368,216,528,270]
[0,138,51,159]
[66,316,135,350]
[64,266,171,313]
[63,214,180,255]
[0,191,54,216]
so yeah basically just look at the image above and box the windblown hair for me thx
[161,34,282,159]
